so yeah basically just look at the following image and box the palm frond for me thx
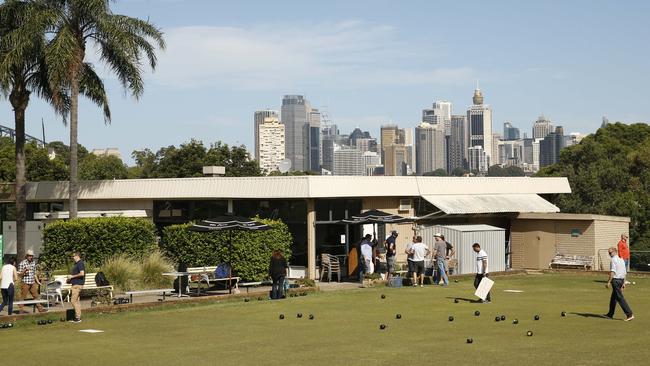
[78,62,111,123]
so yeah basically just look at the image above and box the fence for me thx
[596,249,650,272]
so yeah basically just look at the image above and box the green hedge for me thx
[41,217,157,270]
[160,218,292,281]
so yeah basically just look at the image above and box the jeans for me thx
[607,278,633,318]
[271,276,285,300]
[0,284,15,315]
[71,285,83,319]
[436,259,449,285]
[623,259,629,270]
[474,274,491,302]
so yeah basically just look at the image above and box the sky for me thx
[1,0,649,164]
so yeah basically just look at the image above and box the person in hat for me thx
[18,249,46,313]
[384,230,398,277]
[433,233,449,286]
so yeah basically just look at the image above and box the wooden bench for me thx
[54,273,114,301]
[187,266,241,294]
[550,254,594,270]
[124,289,175,304]
[14,299,50,313]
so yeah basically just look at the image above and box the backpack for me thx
[95,271,110,287]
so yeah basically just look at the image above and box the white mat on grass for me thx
[503,289,524,293]
[474,277,494,300]
[79,329,104,333]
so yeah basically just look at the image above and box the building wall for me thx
[594,220,629,270]
[69,199,154,214]
[362,197,415,262]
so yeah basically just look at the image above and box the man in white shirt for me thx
[0,256,18,315]
[360,234,374,279]
[409,236,430,287]
[472,243,491,303]
[405,235,417,279]
[604,247,634,321]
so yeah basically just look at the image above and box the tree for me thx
[487,165,526,177]
[33,0,165,218]
[423,169,448,176]
[0,0,68,259]
[205,142,261,177]
[537,123,650,266]
[79,154,128,180]
[451,167,469,177]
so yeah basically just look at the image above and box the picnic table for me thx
[162,272,190,298]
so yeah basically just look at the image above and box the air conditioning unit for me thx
[398,199,412,212]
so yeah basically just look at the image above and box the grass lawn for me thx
[2,273,649,366]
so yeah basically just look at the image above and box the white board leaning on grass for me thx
[474,277,494,301]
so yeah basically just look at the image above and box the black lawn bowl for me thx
[309,314,314,320]
[500,315,506,321]
[297,313,303,318]
[395,314,402,319]
[257,297,263,301]
[534,315,540,321]
[448,316,454,322]
[300,292,307,296]
[561,311,566,317]
[381,294,386,299]
[466,338,473,344]
[527,331,533,337]
[513,319,519,324]
[474,310,480,316]
[47,319,53,324]
[380,324,386,330]
[1,323,6,329]
[454,299,459,303]
[495,316,500,322]
[37,320,45,325]
[244,298,250,302]
[454,280,459,283]
[279,314,285,320]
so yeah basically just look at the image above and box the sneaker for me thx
[69,318,82,323]
[624,315,634,322]
[602,314,613,319]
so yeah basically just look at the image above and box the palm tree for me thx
[38,0,165,218]
[0,0,110,258]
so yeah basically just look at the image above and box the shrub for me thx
[40,217,157,270]
[160,217,292,281]
[141,250,174,289]
[102,254,139,292]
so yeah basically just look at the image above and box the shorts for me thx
[407,260,415,274]
[413,261,425,276]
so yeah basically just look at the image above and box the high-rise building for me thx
[308,108,321,172]
[415,122,446,175]
[539,126,566,167]
[404,127,416,173]
[497,139,524,167]
[258,116,285,174]
[355,138,378,153]
[333,147,365,176]
[380,124,405,162]
[532,138,542,172]
[282,95,309,172]
[448,115,467,172]
[468,146,488,173]
[467,87,493,172]
[254,110,279,160]
[532,115,554,139]
[363,151,381,176]
[422,100,452,134]
[349,128,371,146]
[503,122,520,140]
[384,144,409,176]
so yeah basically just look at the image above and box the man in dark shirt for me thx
[67,252,85,323]
[384,231,398,277]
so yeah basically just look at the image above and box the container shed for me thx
[420,224,506,275]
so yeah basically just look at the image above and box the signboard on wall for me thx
[571,229,581,237]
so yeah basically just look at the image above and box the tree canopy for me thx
[537,122,650,251]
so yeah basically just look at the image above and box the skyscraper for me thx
[539,126,566,167]
[448,115,467,172]
[503,122,520,140]
[254,110,279,160]
[415,122,446,175]
[257,116,285,174]
[468,146,488,173]
[333,147,365,176]
[384,144,409,176]
[281,95,320,173]
[467,87,493,172]
[422,100,452,135]
[380,124,405,163]
[532,115,554,139]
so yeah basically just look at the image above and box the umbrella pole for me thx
[228,230,233,294]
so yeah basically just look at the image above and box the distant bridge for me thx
[0,124,45,147]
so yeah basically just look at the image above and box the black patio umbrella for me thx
[341,209,413,225]
[190,216,270,294]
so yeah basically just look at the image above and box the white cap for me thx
[434,233,442,238]
[26,249,35,256]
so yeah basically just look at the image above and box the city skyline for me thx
[1,0,649,165]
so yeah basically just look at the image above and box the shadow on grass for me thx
[571,312,610,319]
[446,296,480,303]
[593,280,608,283]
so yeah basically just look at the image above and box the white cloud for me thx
[149,20,475,90]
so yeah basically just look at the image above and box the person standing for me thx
[360,234,374,282]
[442,234,456,275]
[385,231,398,277]
[472,243,491,303]
[17,249,46,313]
[604,247,634,321]
[433,233,449,286]
[405,235,417,280]
[410,236,430,287]
[269,250,288,300]
[617,234,630,270]
[0,257,18,316]
[67,252,85,323]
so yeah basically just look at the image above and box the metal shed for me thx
[420,224,506,275]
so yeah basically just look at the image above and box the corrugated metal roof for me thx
[13,176,571,201]
[421,194,560,214]
[435,224,506,232]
